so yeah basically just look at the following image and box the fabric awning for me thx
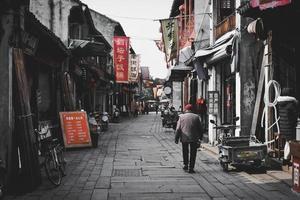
[193,30,237,80]
[69,39,105,57]
[194,30,235,60]
[179,46,194,66]
[167,62,193,82]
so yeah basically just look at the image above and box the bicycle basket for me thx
[38,122,52,141]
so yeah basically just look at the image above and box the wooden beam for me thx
[250,43,268,136]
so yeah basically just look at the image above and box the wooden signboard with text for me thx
[208,91,219,115]
[59,111,92,148]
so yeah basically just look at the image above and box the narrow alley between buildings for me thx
[5,113,299,200]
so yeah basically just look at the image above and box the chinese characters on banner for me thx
[59,111,92,148]
[129,54,140,82]
[113,36,130,83]
[160,18,179,62]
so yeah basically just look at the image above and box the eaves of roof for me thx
[26,11,69,56]
[89,9,127,37]
[170,0,184,17]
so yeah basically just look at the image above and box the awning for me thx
[193,30,237,80]
[167,62,193,82]
[179,46,194,66]
[25,11,69,66]
[69,39,105,57]
[194,30,235,60]
[205,43,233,65]
[194,60,209,81]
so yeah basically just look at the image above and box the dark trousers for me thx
[182,142,198,169]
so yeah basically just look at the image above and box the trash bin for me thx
[290,141,300,193]
[90,131,99,148]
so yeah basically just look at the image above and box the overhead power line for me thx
[107,13,211,22]
[90,34,159,41]
[107,14,154,21]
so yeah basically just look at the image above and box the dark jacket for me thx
[175,111,203,143]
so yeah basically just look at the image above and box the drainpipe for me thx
[264,40,270,147]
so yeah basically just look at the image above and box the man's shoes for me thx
[188,169,195,173]
[183,166,188,171]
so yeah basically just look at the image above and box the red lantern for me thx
[197,98,205,105]
[196,98,206,114]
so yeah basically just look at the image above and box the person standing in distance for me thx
[175,104,203,173]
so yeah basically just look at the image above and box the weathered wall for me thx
[90,10,117,47]
[29,0,78,45]
[239,17,264,136]
[194,0,210,50]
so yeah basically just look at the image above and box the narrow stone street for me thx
[6,113,299,200]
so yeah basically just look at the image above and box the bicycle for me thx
[35,124,66,186]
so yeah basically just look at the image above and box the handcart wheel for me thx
[221,162,229,172]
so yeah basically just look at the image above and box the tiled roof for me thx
[26,11,69,55]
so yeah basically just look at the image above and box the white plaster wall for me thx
[194,0,211,50]
[90,10,116,47]
[207,0,217,145]
[235,73,241,136]
[235,0,241,137]
[29,0,78,45]
[208,66,217,145]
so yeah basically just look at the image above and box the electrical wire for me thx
[106,13,212,22]
[261,80,281,145]
[106,14,155,21]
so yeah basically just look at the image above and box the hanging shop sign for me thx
[208,91,219,115]
[163,86,172,95]
[172,82,182,111]
[129,54,140,82]
[59,111,92,148]
[250,0,291,10]
[141,66,150,80]
[160,18,179,62]
[113,36,130,83]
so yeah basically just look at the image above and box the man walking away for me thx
[175,104,203,173]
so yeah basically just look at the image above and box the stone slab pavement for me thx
[201,143,294,187]
[4,113,300,200]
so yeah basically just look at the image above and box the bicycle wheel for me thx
[44,152,62,186]
[56,146,66,176]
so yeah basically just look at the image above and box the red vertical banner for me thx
[250,0,291,10]
[113,36,130,83]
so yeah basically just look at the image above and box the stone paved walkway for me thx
[5,113,299,200]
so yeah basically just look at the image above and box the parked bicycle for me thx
[35,124,66,186]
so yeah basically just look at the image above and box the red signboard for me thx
[59,111,92,148]
[113,36,130,83]
[250,0,291,10]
